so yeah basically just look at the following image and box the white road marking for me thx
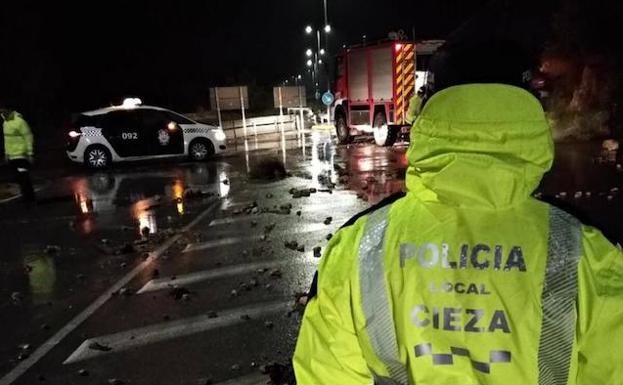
[183,224,330,254]
[0,199,222,385]
[63,300,290,365]
[209,216,251,226]
[137,260,286,294]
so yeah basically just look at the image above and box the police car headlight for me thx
[213,129,226,142]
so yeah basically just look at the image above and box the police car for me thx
[66,99,227,168]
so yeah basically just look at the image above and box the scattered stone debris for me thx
[44,245,61,255]
[88,342,112,352]
[231,364,241,371]
[181,293,192,302]
[107,379,124,385]
[118,287,132,297]
[18,343,31,351]
[290,188,313,198]
[257,268,267,274]
[78,369,89,377]
[250,220,258,227]
[116,243,136,255]
[284,241,299,251]
[17,352,29,361]
[324,216,333,225]
[11,291,23,304]
[169,287,191,301]
[264,321,275,329]
[265,283,273,290]
[269,269,282,278]
[250,278,259,287]
[196,377,214,385]
[207,311,218,319]
[313,246,322,258]
[262,362,296,385]
[264,223,276,234]
[41,323,50,330]
[266,193,274,199]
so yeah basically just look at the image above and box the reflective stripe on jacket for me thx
[3,111,34,160]
[293,84,623,385]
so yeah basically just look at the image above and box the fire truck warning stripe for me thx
[403,63,414,75]
[396,51,404,63]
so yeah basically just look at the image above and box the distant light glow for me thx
[306,59,313,67]
[394,44,403,52]
[320,49,325,55]
[68,130,82,138]
[305,25,313,34]
[306,49,313,57]
[167,121,177,130]
[297,74,302,80]
[318,59,323,64]
[324,25,331,33]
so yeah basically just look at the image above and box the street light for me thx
[306,48,313,57]
[306,59,313,67]
[324,24,331,33]
[319,48,325,55]
[305,25,313,34]
[318,59,323,64]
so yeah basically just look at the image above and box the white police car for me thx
[66,99,227,168]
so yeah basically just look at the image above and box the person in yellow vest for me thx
[293,40,623,384]
[2,108,35,202]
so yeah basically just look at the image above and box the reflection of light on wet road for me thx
[172,180,185,215]
[27,255,57,305]
[219,171,230,198]
[133,199,158,235]
[309,131,335,187]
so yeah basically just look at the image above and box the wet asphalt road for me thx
[0,134,622,385]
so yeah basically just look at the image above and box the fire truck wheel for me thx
[335,111,351,144]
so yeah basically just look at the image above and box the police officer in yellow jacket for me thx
[2,108,35,202]
[293,42,623,384]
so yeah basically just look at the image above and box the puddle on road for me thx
[69,163,230,236]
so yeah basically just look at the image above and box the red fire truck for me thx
[332,39,443,145]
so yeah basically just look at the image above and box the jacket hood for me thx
[406,84,553,209]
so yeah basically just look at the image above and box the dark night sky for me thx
[1,0,546,121]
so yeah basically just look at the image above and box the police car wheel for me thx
[85,146,111,169]
[189,139,214,161]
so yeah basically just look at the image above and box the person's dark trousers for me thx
[9,158,35,202]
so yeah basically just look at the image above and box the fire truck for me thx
[332,39,443,145]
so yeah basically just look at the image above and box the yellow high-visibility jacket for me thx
[3,111,33,160]
[294,84,623,385]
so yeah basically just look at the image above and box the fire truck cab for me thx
[332,39,443,146]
